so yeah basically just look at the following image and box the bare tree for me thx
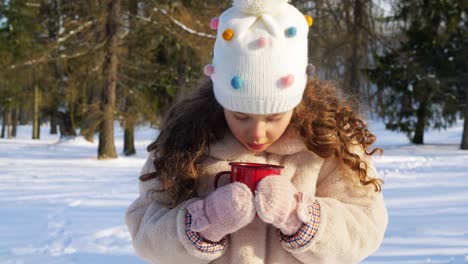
[98,0,121,159]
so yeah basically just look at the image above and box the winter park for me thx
[1,0,467,264]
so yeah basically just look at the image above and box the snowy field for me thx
[0,120,467,264]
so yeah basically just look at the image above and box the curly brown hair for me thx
[141,78,383,208]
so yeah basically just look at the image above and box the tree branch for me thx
[153,8,215,39]
[10,41,106,69]
[58,19,97,43]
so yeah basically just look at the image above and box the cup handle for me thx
[214,171,230,189]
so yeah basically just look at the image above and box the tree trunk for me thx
[57,110,77,137]
[50,112,58,134]
[344,0,363,103]
[413,99,428,144]
[2,105,14,138]
[19,106,28,125]
[122,0,138,156]
[32,84,41,140]
[5,108,12,139]
[98,0,120,159]
[2,109,12,138]
[461,86,468,150]
[69,87,76,133]
[124,121,136,156]
[1,111,5,138]
[462,110,468,150]
[11,104,19,137]
[350,0,362,95]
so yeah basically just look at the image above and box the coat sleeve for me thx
[125,151,228,263]
[284,146,388,264]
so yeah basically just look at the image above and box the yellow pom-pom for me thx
[305,15,313,27]
[222,29,234,41]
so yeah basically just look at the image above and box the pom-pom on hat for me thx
[207,0,312,114]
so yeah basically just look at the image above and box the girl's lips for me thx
[247,143,266,150]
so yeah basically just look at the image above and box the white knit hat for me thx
[204,0,313,114]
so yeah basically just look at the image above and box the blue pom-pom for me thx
[231,76,243,89]
[286,27,297,37]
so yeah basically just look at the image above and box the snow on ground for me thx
[0,120,467,264]
[364,121,468,264]
[0,124,154,264]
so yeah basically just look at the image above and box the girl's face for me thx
[224,108,294,153]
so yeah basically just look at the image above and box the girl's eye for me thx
[235,115,249,121]
[267,116,282,122]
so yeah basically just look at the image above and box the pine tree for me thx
[368,0,463,144]
[0,0,48,139]
[433,0,468,149]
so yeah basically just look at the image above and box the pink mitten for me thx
[255,176,314,235]
[187,182,256,242]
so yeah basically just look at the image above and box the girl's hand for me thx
[254,176,314,235]
[187,182,256,242]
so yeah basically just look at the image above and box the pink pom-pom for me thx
[257,37,269,48]
[210,17,219,30]
[204,64,214,76]
[280,74,294,88]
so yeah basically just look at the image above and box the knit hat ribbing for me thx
[206,0,312,114]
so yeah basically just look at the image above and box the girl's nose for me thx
[250,121,266,142]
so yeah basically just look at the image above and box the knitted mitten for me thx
[187,182,256,242]
[255,176,314,235]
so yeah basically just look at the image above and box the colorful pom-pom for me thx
[223,29,234,41]
[210,17,219,30]
[231,76,243,89]
[285,27,297,37]
[257,37,269,48]
[306,64,316,76]
[280,74,294,88]
[305,15,313,27]
[204,64,214,76]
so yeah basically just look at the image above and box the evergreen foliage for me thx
[0,0,466,156]
[368,0,467,146]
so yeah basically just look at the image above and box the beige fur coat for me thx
[125,127,388,264]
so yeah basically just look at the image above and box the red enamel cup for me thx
[214,162,284,192]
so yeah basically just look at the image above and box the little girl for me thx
[126,0,388,263]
